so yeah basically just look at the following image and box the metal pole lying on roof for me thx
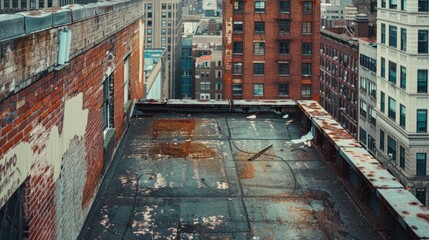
[248,144,273,161]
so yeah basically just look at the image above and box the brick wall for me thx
[222,0,320,100]
[0,1,145,239]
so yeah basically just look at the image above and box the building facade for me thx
[222,0,320,100]
[0,1,145,239]
[376,0,429,205]
[144,48,169,100]
[143,0,183,98]
[358,41,378,155]
[181,35,193,98]
[320,29,360,138]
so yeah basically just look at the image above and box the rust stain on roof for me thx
[150,142,216,159]
[238,162,254,179]
[151,119,196,139]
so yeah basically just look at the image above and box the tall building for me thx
[193,17,223,100]
[320,29,360,138]
[376,0,429,205]
[222,0,320,100]
[143,0,183,98]
[181,35,193,98]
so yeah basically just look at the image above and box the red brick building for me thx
[320,29,359,138]
[222,0,320,100]
[0,2,144,239]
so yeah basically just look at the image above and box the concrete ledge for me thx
[17,10,53,34]
[0,14,25,42]
[83,4,97,18]
[95,2,113,15]
[62,4,86,22]
[43,7,72,27]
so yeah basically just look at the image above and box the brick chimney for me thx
[354,13,369,38]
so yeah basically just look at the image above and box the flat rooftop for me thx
[79,111,382,239]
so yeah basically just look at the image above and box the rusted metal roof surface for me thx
[340,148,403,189]
[297,101,429,238]
[297,100,331,119]
[79,112,381,239]
[312,117,360,149]
[377,188,429,239]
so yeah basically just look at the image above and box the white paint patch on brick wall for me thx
[45,92,88,181]
[55,137,87,240]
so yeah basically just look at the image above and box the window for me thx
[280,0,290,13]
[389,61,397,84]
[368,135,376,154]
[162,20,166,27]
[360,101,367,118]
[381,57,386,78]
[369,81,377,99]
[419,0,429,11]
[418,70,428,93]
[417,189,427,206]
[399,146,405,169]
[388,97,396,120]
[302,22,312,34]
[234,0,244,13]
[380,130,385,151]
[360,54,377,73]
[382,0,386,7]
[418,30,428,53]
[254,22,265,34]
[255,1,265,13]
[360,128,367,145]
[232,83,242,96]
[279,41,289,54]
[400,104,406,128]
[301,85,311,98]
[233,21,243,33]
[161,29,166,35]
[254,42,265,55]
[215,82,222,90]
[103,74,114,129]
[253,63,264,75]
[400,66,406,89]
[201,82,210,90]
[302,63,312,76]
[387,136,397,161]
[279,83,289,96]
[381,24,386,44]
[233,62,243,75]
[390,0,398,9]
[253,84,264,96]
[302,43,312,55]
[279,20,290,34]
[401,0,407,10]
[401,28,407,51]
[278,62,289,75]
[417,109,427,132]
[417,153,427,176]
[389,26,397,48]
[381,91,385,113]
[233,42,243,54]
[124,57,130,106]
[303,1,312,14]
[369,107,377,126]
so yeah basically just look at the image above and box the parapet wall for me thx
[0,0,144,102]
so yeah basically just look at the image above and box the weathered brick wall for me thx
[0,1,145,239]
